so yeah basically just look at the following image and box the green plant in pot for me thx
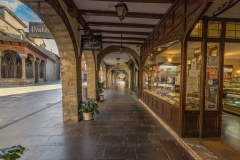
[79,98,100,120]
[0,145,26,160]
[96,81,105,102]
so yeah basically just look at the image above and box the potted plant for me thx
[0,145,26,160]
[79,98,100,120]
[96,81,105,102]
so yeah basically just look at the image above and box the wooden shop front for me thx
[139,0,240,138]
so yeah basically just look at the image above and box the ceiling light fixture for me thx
[115,0,128,54]
[115,0,128,22]
[167,55,172,62]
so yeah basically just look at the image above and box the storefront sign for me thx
[28,22,53,39]
[81,35,102,51]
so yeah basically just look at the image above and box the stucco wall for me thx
[46,55,60,81]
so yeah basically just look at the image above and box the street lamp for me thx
[115,0,128,21]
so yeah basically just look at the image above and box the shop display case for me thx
[223,77,240,115]
[144,63,181,107]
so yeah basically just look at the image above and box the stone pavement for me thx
[0,81,62,128]
[0,81,224,159]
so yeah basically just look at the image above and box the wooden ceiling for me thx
[63,0,173,48]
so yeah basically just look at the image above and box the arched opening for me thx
[81,50,97,100]
[107,65,130,89]
[18,0,82,122]
[26,54,33,79]
[1,50,17,78]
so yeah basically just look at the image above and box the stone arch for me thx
[100,61,107,87]
[1,50,16,78]
[20,0,81,123]
[107,65,131,88]
[107,65,130,76]
[97,45,140,71]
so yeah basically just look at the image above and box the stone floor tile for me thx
[38,145,78,160]
[130,126,154,133]
[74,144,105,160]
[98,134,124,145]
[103,145,136,159]
[20,146,51,160]
[20,136,52,147]
[125,133,151,144]
[135,145,169,160]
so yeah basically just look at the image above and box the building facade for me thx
[0,5,60,85]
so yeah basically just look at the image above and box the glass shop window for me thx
[185,42,202,110]
[205,44,219,111]
[226,22,240,39]
[208,21,222,38]
[190,21,202,37]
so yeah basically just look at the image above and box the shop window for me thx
[223,43,240,114]
[226,22,240,39]
[143,44,181,107]
[190,21,202,37]
[185,43,201,110]
[205,44,219,111]
[208,21,221,38]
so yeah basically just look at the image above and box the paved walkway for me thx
[0,81,239,159]
[0,82,185,160]
[0,81,62,127]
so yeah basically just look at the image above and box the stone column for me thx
[19,54,27,80]
[43,62,46,81]
[36,60,41,82]
[0,53,2,78]
[30,58,35,79]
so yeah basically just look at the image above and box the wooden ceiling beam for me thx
[102,41,143,45]
[79,10,164,19]
[103,36,145,41]
[91,30,150,36]
[89,0,174,3]
[88,22,155,29]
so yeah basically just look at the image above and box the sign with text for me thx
[81,35,102,51]
[28,22,53,39]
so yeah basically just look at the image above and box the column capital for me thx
[29,57,36,63]
[36,60,41,65]
[19,54,27,60]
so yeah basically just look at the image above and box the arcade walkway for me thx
[0,81,238,159]
[0,83,171,159]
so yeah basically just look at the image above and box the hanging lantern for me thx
[119,45,124,54]
[115,0,128,21]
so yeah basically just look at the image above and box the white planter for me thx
[100,95,104,102]
[83,112,93,121]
